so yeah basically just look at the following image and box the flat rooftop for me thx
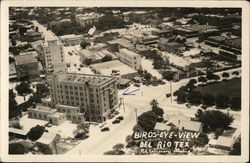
[48,112,65,118]
[43,30,58,41]
[119,48,140,57]
[14,51,38,65]
[107,38,134,48]
[28,105,57,114]
[91,60,137,76]
[50,71,117,86]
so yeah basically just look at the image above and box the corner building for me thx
[47,72,118,122]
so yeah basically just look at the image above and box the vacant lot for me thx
[193,78,241,98]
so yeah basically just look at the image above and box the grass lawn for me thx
[193,78,241,98]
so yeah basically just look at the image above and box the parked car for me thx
[112,119,120,124]
[116,116,124,120]
[44,129,49,132]
[114,111,119,115]
[166,93,171,98]
[186,103,191,108]
[101,127,110,132]
[109,114,115,119]
[45,123,52,127]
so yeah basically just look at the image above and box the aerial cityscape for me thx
[8,7,242,156]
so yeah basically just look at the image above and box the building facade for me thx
[117,48,142,70]
[59,34,85,46]
[14,51,40,79]
[47,72,119,122]
[75,13,101,27]
[36,30,65,74]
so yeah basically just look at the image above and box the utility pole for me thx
[134,108,138,123]
[123,98,125,113]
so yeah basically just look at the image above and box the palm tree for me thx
[150,99,159,109]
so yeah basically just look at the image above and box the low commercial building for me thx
[24,31,42,42]
[28,104,57,121]
[107,38,135,52]
[14,51,40,79]
[116,48,142,70]
[47,112,67,125]
[174,25,217,38]
[56,104,85,124]
[59,34,84,46]
[79,49,118,63]
[9,128,29,140]
[158,40,186,54]
[36,133,61,154]
[90,60,138,80]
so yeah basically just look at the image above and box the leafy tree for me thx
[176,91,187,103]
[36,83,49,97]
[198,110,234,131]
[80,41,91,49]
[198,76,207,84]
[229,138,241,155]
[190,132,209,147]
[230,97,241,111]
[232,71,239,78]
[101,55,112,62]
[206,73,216,80]
[215,95,230,108]
[137,111,157,132]
[28,93,42,104]
[213,74,220,81]
[84,58,93,66]
[222,72,230,79]
[10,121,23,129]
[9,89,20,119]
[162,71,175,103]
[150,99,159,109]
[186,82,196,90]
[19,27,27,35]
[152,107,164,117]
[195,109,204,118]
[73,123,90,139]
[15,81,32,101]
[9,143,26,154]
[189,79,197,85]
[138,68,143,76]
[104,143,125,155]
[113,143,124,151]
[9,57,15,64]
[202,94,215,106]
[27,125,45,141]
[188,91,202,105]
[95,15,126,31]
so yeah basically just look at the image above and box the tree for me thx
[189,79,197,85]
[202,94,215,106]
[162,71,175,103]
[195,109,204,118]
[73,123,90,139]
[186,82,196,91]
[222,72,230,80]
[27,125,45,141]
[229,138,241,155]
[198,76,207,84]
[152,107,164,117]
[9,89,20,119]
[19,27,27,35]
[36,83,49,97]
[10,121,23,129]
[230,97,241,111]
[9,57,15,64]
[188,91,202,105]
[198,110,234,132]
[137,111,157,132]
[206,73,216,81]
[150,99,159,109]
[15,81,32,101]
[80,41,91,49]
[101,55,112,62]
[84,58,93,66]
[9,143,26,154]
[95,15,126,31]
[232,71,239,78]
[176,91,187,104]
[104,143,125,155]
[215,95,230,108]
[190,132,209,147]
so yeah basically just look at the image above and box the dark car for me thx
[134,83,140,87]
[116,116,124,120]
[112,119,120,124]
[101,127,110,132]
[114,111,119,115]
[166,93,171,98]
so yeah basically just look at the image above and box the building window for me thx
[75,92,78,95]
[80,92,83,96]
[66,96,69,99]
[74,86,78,90]
[69,86,73,89]
[71,102,75,105]
[65,85,68,89]
[79,87,83,90]
[96,89,98,92]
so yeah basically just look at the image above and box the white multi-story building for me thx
[47,72,118,122]
[75,13,102,27]
[37,30,65,73]
[117,48,142,70]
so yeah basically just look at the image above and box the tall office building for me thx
[47,71,118,121]
[37,30,65,73]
